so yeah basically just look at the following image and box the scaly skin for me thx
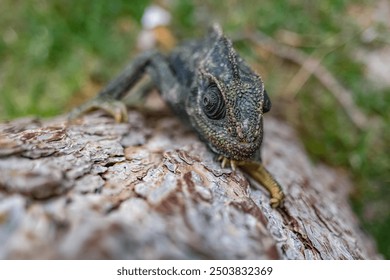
[70,24,284,208]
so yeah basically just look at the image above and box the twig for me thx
[283,51,325,98]
[237,30,369,130]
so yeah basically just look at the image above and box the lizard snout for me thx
[236,119,253,143]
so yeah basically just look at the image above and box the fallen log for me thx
[0,107,379,259]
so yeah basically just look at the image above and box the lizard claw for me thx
[269,190,284,208]
[98,100,128,123]
[217,156,241,171]
[238,160,285,208]
[216,156,284,208]
[68,98,128,123]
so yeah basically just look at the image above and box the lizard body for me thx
[71,25,284,207]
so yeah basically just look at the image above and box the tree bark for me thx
[0,108,380,259]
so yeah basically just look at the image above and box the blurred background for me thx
[0,0,389,258]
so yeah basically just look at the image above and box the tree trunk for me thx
[0,107,380,259]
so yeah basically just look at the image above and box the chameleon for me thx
[71,24,284,208]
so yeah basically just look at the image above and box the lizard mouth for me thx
[207,133,262,161]
[215,117,263,161]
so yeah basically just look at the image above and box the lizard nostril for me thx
[236,125,244,139]
[235,119,259,143]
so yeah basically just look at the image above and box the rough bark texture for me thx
[0,108,379,259]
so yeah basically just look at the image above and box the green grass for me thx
[1,0,389,258]
[0,0,150,118]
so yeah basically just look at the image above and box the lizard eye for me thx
[263,89,272,113]
[201,84,226,120]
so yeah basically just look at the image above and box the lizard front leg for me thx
[69,51,171,122]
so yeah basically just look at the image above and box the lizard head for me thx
[187,24,271,161]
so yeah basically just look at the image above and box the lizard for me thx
[70,24,284,208]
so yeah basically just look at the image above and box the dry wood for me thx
[0,108,379,259]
